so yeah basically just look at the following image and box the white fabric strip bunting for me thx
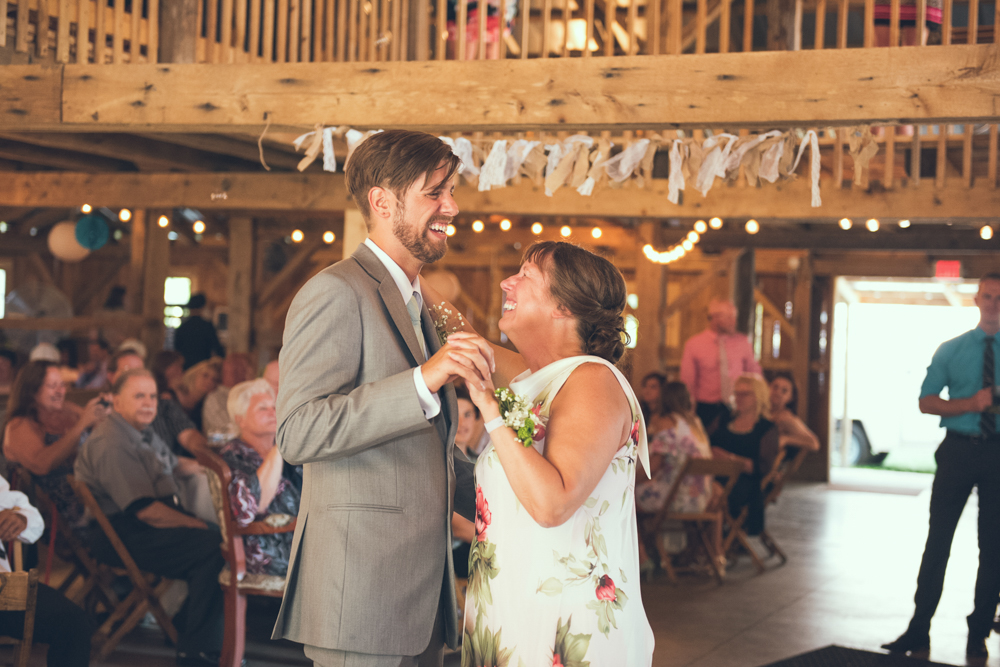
[478,140,509,192]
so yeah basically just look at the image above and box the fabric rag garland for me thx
[290,125,880,210]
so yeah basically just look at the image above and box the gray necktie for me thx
[407,293,427,360]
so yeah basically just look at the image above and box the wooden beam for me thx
[0,314,144,330]
[129,209,148,314]
[141,219,170,355]
[697,227,999,251]
[0,65,61,129]
[754,287,796,340]
[256,236,325,308]
[0,140,136,172]
[663,249,745,318]
[791,252,812,421]
[135,133,306,171]
[632,221,667,378]
[3,45,1000,132]
[226,216,254,353]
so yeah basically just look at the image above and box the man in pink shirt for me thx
[680,299,762,433]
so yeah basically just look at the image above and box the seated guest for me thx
[710,374,817,536]
[151,350,185,402]
[2,360,110,527]
[0,472,91,666]
[75,338,111,390]
[638,371,667,425]
[767,372,821,463]
[202,353,254,444]
[74,369,224,666]
[262,359,280,396]
[635,382,713,568]
[176,360,220,433]
[218,379,300,576]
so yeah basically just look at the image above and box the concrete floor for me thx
[5,470,993,667]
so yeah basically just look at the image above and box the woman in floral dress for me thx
[441,241,654,667]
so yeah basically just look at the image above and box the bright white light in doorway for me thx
[865,218,880,232]
[157,215,169,228]
[291,229,304,243]
[981,225,994,240]
[446,224,456,236]
[898,219,911,228]
[81,204,92,214]
[591,227,602,239]
[531,223,543,234]
[500,219,512,231]
[694,220,708,234]
[193,220,206,234]
[560,226,572,237]
[323,231,335,244]
[472,220,485,233]
[745,219,760,234]
[839,218,852,230]
[709,217,723,229]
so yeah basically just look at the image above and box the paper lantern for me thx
[423,270,462,303]
[75,214,109,250]
[48,222,90,262]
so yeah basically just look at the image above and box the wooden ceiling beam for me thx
[133,133,308,171]
[693,227,997,251]
[0,140,136,172]
[3,44,1000,132]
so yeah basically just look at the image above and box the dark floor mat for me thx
[759,645,958,667]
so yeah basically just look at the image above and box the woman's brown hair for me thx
[522,241,630,364]
[5,360,59,425]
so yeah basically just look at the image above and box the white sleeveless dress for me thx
[462,356,655,667]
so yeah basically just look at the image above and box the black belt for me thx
[946,430,1000,444]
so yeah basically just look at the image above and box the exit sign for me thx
[935,260,962,280]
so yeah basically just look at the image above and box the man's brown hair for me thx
[344,130,461,228]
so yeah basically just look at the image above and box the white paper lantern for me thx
[48,221,90,262]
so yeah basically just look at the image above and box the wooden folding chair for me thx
[758,445,809,564]
[194,447,296,667]
[646,457,744,585]
[0,543,39,667]
[65,475,179,661]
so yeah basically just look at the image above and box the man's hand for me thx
[0,510,28,542]
[421,333,495,393]
[970,387,994,412]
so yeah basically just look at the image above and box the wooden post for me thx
[227,217,254,353]
[129,209,148,315]
[158,0,199,63]
[731,247,755,335]
[141,215,170,355]
[791,252,812,423]
[633,222,666,380]
[342,208,368,259]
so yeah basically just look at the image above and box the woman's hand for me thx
[81,395,112,428]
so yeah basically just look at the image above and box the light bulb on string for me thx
[193,220,206,234]
[709,217,723,230]
[472,220,485,233]
[898,219,911,228]
[323,231,336,243]
[981,225,994,240]
[687,231,700,243]
[682,239,694,251]
[81,204,92,214]
[694,220,708,234]
[560,226,572,237]
[119,209,132,223]
[446,224,456,237]
[839,218,852,230]
[591,227,602,239]
[531,223,543,234]
[866,218,879,232]
[500,219,512,231]
[745,219,760,234]
[291,229,304,243]
[157,215,170,228]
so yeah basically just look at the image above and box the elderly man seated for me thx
[218,379,300,576]
[74,368,225,667]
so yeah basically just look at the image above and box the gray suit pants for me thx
[305,600,445,667]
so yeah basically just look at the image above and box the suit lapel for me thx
[353,244,426,366]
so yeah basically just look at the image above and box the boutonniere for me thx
[494,388,547,447]
[429,302,466,346]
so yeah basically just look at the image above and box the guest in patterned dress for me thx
[2,360,110,527]
[218,379,300,576]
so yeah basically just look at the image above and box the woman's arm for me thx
[452,512,475,543]
[467,363,631,528]
[256,446,285,510]
[774,413,821,451]
[710,446,754,474]
[3,398,105,476]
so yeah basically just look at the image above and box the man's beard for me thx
[392,203,448,265]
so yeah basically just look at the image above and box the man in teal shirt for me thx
[884,273,1000,660]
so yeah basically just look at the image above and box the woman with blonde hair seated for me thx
[176,358,221,434]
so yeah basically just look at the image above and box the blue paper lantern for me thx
[75,214,109,250]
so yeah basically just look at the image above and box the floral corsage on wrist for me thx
[429,302,466,346]
[494,388,547,448]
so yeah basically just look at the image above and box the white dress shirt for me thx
[0,475,44,573]
[363,238,442,420]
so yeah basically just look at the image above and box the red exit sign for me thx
[935,260,962,280]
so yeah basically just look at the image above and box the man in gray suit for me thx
[272,130,487,667]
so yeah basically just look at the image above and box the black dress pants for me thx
[91,514,225,656]
[0,583,90,667]
[906,431,1000,640]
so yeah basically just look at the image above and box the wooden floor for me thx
[1,469,992,667]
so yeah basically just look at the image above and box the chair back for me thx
[0,568,39,667]
[193,447,245,578]
[763,445,809,505]
[65,476,146,584]
[656,456,743,524]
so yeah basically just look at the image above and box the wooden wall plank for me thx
[0,0,8,48]
[17,0,30,52]
[113,0,124,62]
[38,0,50,57]
[0,66,63,128]
[57,0,71,61]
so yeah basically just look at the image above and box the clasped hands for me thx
[421,332,498,412]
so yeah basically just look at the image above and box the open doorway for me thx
[829,277,980,473]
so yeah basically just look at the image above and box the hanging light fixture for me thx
[898,219,911,228]
[687,231,700,243]
[323,231,336,243]
[157,215,170,228]
[839,218,853,230]
[119,209,132,223]
[560,226,572,237]
[591,227,602,239]
[866,218,880,232]
[81,204,92,214]
[745,219,760,234]
[472,220,485,233]
[981,224,994,240]
[531,222,543,234]
[694,220,708,234]
[193,220,206,234]
[291,229,304,242]
[500,219,512,231]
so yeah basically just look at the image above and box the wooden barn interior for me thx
[1,0,1000,661]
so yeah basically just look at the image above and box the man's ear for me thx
[368,186,394,223]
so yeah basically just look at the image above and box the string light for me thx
[694,220,708,234]
[0,222,7,234]
[898,219,911,228]
[560,226,572,237]
[500,219,512,231]
[323,231,336,243]
[591,227,602,239]
[193,220,206,234]
[745,219,760,234]
[446,224,456,236]
[472,220,485,233]
[531,222,543,234]
[981,225,994,240]
[119,209,132,223]
[157,215,169,228]
[866,218,879,232]
[687,231,700,243]
[709,217,723,230]
[839,218,852,230]
[291,229,304,242]
[81,204,92,214]
[682,239,694,251]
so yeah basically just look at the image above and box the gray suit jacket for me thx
[271,244,476,654]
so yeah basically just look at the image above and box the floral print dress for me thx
[463,356,654,667]
[635,417,713,515]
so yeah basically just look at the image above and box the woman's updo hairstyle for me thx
[522,241,630,364]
